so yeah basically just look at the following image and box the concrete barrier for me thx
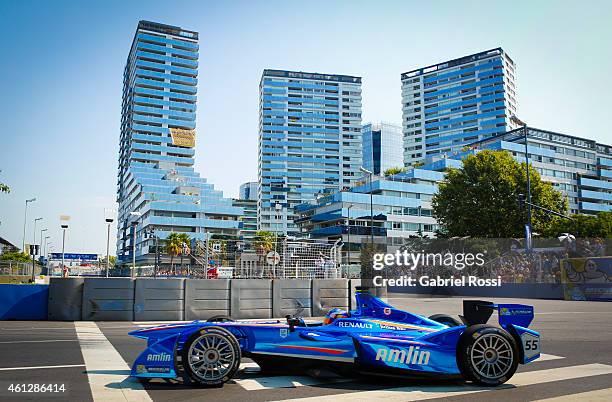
[134,278,185,321]
[82,278,135,321]
[0,284,48,320]
[272,279,312,318]
[312,279,349,316]
[48,277,84,321]
[185,279,230,320]
[230,279,272,319]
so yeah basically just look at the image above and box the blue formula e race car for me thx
[129,288,540,387]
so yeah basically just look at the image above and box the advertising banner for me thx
[170,127,196,148]
[561,257,612,301]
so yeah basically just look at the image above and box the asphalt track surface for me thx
[1,295,611,401]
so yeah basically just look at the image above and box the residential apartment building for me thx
[258,69,363,236]
[239,181,258,201]
[295,170,440,264]
[459,127,612,214]
[402,48,519,167]
[362,122,404,175]
[116,21,242,265]
[232,198,257,247]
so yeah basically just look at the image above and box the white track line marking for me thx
[0,364,85,371]
[532,387,612,401]
[0,339,78,344]
[235,375,352,391]
[75,322,152,402]
[538,354,565,361]
[282,363,612,401]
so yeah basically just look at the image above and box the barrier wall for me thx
[312,279,349,316]
[82,278,135,321]
[134,278,185,321]
[40,278,357,321]
[185,279,230,320]
[48,277,83,321]
[230,279,273,319]
[272,279,312,318]
[0,284,48,320]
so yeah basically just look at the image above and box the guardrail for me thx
[41,278,364,321]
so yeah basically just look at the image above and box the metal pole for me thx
[131,222,136,278]
[22,200,29,252]
[61,228,66,276]
[106,223,111,278]
[204,232,209,278]
[154,233,159,278]
[369,173,374,246]
[524,125,532,253]
[346,204,353,267]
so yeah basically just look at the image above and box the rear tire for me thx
[429,314,462,327]
[181,326,241,386]
[457,324,519,386]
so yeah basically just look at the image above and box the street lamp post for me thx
[22,198,36,252]
[129,211,142,278]
[40,228,47,256]
[346,204,353,267]
[105,217,114,278]
[511,115,531,252]
[60,224,68,277]
[360,167,375,246]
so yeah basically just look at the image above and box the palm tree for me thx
[165,232,191,275]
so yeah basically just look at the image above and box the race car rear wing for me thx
[462,300,534,328]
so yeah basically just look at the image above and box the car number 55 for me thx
[521,332,540,361]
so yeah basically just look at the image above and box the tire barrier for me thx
[230,279,273,319]
[312,279,349,316]
[0,284,48,320]
[48,277,84,321]
[184,279,231,320]
[82,278,135,321]
[134,278,185,321]
[272,279,312,318]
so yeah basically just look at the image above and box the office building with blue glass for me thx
[258,70,363,236]
[362,122,403,175]
[116,21,242,265]
[402,48,519,167]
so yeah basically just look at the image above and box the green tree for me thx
[0,251,31,262]
[432,150,568,238]
[165,232,191,273]
[0,170,9,193]
[383,166,406,177]
[542,212,612,238]
[253,230,275,259]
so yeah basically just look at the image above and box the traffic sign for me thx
[266,251,280,265]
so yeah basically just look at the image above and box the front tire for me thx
[457,324,518,386]
[182,326,241,386]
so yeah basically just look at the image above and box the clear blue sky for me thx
[0,0,611,254]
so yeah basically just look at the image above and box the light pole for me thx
[346,204,353,266]
[105,217,114,278]
[60,223,68,277]
[39,228,47,257]
[22,198,36,252]
[360,166,375,246]
[129,211,142,278]
[511,115,531,252]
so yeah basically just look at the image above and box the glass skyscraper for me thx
[362,122,403,175]
[258,70,362,236]
[116,21,242,265]
[402,48,519,167]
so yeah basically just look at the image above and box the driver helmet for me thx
[323,307,349,325]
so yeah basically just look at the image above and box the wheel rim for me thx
[470,333,513,380]
[188,332,236,381]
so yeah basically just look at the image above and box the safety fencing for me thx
[42,277,364,321]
